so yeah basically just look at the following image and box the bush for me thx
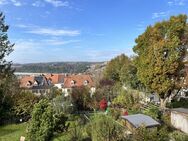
[90,114,126,141]
[53,112,69,133]
[170,131,188,141]
[112,89,140,112]
[53,95,74,114]
[27,99,54,141]
[132,126,169,141]
[160,111,172,128]
[69,126,84,141]
[143,105,160,120]
[12,91,40,122]
[167,98,188,108]
[108,108,121,120]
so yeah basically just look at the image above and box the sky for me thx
[0,0,188,63]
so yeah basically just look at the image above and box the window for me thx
[84,80,89,85]
[71,80,76,86]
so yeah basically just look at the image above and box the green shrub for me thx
[90,114,126,141]
[143,105,160,120]
[167,98,188,108]
[27,99,54,141]
[170,131,188,141]
[12,91,39,122]
[132,126,169,141]
[108,108,121,120]
[53,95,75,114]
[69,126,83,141]
[53,112,69,133]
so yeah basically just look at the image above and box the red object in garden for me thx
[123,111,128,116]
[100,98,107,110]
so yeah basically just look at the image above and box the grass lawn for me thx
[0,123,27,141]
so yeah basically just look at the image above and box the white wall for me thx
[171,112,188,134]
[54,83,63,89]
[62,88,71,97]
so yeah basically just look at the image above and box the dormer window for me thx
[34,80,39,86]
[84,80,89,86]
[26,81,32,87]
[71,80,76,86]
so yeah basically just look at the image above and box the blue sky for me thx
[1,0,188,63]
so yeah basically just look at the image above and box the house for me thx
[20,75,52,95]
[45,73,66,89]
[62,74,95,96]
[171,108,188,134]
[121,114,160,132]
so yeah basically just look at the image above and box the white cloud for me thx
[44,0,69,7]
[0,0,8,5]
[13,38,80,49]
[0,0,23,6]
[27,27,80,36]
[42,39,81,45]
[11,0,22,6]
[32,0,45,7]
[152,11,169,19]
[15,24,80,36]
[8,38,81,63]
[15,24,29,28]
[167,0,186,6]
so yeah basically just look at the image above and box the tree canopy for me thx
[104,54,142,90]
[133,15,188,107]
[104,54,130,82]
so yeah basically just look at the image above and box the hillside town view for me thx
[1,0,188,141]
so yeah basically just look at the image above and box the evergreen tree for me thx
[0,12,16,124]
[27,99,54,141]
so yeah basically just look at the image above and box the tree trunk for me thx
[160,98,168,109]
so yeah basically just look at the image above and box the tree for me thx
[71,86,92,111]
[133,15,188,108]
[120,60,144,90]
[104,54,130,82]
[46,87,62,100]
[94,79,116,106]
[27,99,54,141]
[52,95,74,114]
[12,91,40,122]
[104,54,143,90]
[112,89,140,112]
[0,12,16,124]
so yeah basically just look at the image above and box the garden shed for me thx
[121,114,160,131]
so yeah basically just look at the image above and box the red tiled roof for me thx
[20,76,34,88]
[45,74,65,84]
[63,74,94,88]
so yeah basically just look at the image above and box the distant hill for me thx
[13,62,104,73]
